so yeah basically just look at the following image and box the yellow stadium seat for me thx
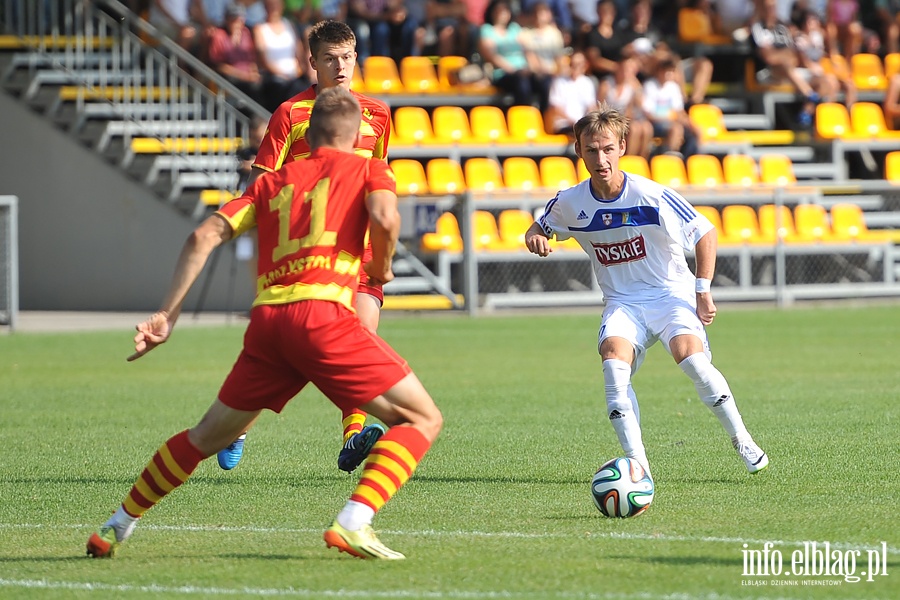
[389,159,429,195]
[351,65,365,92]
[497,209,534,248]
[437,55,467,91]
[793,204,834,241]
[540,156,579,189]
[426,158,467,194]
[850,53,887,90]
[759,204,802,243]
[816,102,853,139]
[850,102,900,139]
[432,105,477,144]
[759,154,797,186]
[886,150,900,182]
[473,210,507,251]
[686,154,725,187]
[421,211,463,252]
[506,105,570,144]
[399,56,440,93]
[200,189,238,206]
[689,103,794,145]
[469,105,513,144]
[549,235,582,251]
[678,7,731,44]
[577,157,590,181]
[503,156,542,191]
[830,203,898,242]
[821,54,852,81]
[619,155,651,179]
[722,204,765,244]
[695,205,737,245]
[363,56,403,93]
[723,154,759,187]
[464,157,505,192]
[650,154,688,188]
[885,53,900,79]
[392,106,436,145]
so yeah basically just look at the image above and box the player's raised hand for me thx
[524,223,553,257]
[128,311,173,361]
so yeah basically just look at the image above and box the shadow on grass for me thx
[606,554,743,568]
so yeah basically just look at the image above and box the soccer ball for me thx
[591,457,654,518]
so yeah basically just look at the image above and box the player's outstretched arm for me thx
[525,221,553,257]
[364,190,400,286]
[694,229,718,326]
[127,214,234,361]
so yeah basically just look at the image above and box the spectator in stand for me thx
[599,56,653,159]
[642,57,699,159]
[795,8,854,106]
[523,0,574,46]
[479,0,552,109]
[546,50,599,135]
[239,0,268,26]
[149,0,203,52]
[825,0,863,60]
[254,0,311,112]
[750,0,827,129]
[425,0,471,57]
[208,4,264,105]
[585,0,626,81]
[865,0,900,55]
[347,0,419,64]
[569,0,599,49]
[522,2,566,79]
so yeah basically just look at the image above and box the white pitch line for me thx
[1,522,896,556]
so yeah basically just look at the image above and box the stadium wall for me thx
[0,92,255,312]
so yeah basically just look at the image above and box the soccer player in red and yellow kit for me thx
[86,87,442,560]
[216,19,393,472]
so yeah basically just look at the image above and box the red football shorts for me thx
[357,243,384,304]
[218,301,410,413]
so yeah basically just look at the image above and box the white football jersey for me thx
[537,172,713,303]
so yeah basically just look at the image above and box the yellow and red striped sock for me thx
[341,409,368,443]
[350,426,431,513]
[122,430,205,518]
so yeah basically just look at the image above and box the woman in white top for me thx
[598,57,652,159]
[253,0,310,111]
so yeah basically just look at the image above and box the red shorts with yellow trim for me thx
[218,301,410,413]
[357,243,384,304]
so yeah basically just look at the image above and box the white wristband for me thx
[695,278,711,294]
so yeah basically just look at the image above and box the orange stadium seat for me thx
[723,154,759,187]
[503,156,542,191]
[830,203,898,242]
[540,156,579,189]
[465,157,505,192]
[426,158,467,194]
[363,56,403,93]
[689,103,794,145]
[350,66,365,92]
[577,157,590,181]
[650,154,688,188]
[678,7,731,44]
[850,53,887,90]
[821,54,852,81]
[695,205,737,245]
[619,155,651,178]
[421,211,463,252]
[469,105,513,144]
[885,53,900,79]
[392,106,436,145]
[506,105,570,144]
[722,204,765,244]
[816,102,853,139]
[886,151,900,182]
[389,159,429,195]
[399,56,440,93]
[473,210,507,251]
[759,154,796,186]
[793,204,835,241]
[758,204,802,243]
[497,209,534,248]
[432,105,476,144]
[686,154,725,187]
[850,102,900,139]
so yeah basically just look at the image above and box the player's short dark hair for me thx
[307,20,356,57]
[307,86,361,149]
[573,103,630,145]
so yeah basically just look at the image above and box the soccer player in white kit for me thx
[524,105,768,476]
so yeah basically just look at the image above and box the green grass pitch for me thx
[1,304,898,599]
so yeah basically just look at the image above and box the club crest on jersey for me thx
[362,107,374,120]
[591,234,647,265]
[602,213,613,226]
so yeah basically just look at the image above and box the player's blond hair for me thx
[573,103,630,145]
[307,20,356,57]
[307,87,361,149]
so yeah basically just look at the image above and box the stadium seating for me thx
[577,157,590,181]
[722,204,765,244]
[850,53,887,91]
[473,210,508,251]
[830,202,898,241]
[389,159,429,195]
[758,204,801,243]
[399,56,440,93]
[421,211,463,252]
[432,105,477,144]
[497,209,534,248]
[815,102,854,139]
[723,154,760,186]
[650,154,688,188]
[464,157,504,192]
[688,103,794,146]
[363,56,403,93]
[758,154,797,186]
[506,105,570,144]
[885,53,900,79]
[619,155,651,179]
[885,151,900,181]
[849,102,900,139]
[695,205,737,245]
[540,156,579,189]
[426,158,466,194]
[686,154,725,187]
[392,106,436,145]
[502,156,542,191]
[793,203,835,241]
[470,105,514,144]
[677,7,731,45]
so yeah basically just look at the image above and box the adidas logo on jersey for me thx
[577,210,589,220]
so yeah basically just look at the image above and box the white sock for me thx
[603,359,649,472]
[627,384,640,425]
[678,353,749,441]
[105,505,139,542]
[336,500,375,532]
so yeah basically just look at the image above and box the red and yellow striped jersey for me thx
[218,148,396,311]
[253,85,391,173]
